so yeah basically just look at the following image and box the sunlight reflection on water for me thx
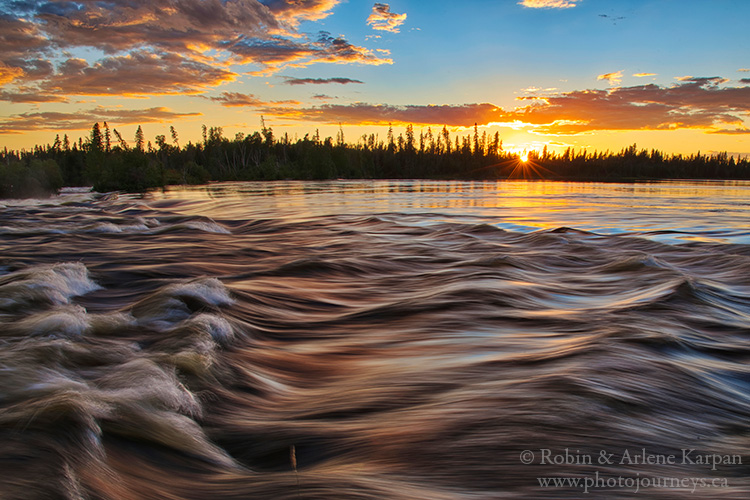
[146,179,750,244]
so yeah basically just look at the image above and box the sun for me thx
[504,148,556,179]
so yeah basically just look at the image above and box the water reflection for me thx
[149,180,750,244]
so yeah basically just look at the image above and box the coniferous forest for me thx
[1,121,749,198]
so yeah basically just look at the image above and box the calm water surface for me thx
[153,180,750,243]
[1,180,749,499]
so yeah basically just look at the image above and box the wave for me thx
[2,184,750,499]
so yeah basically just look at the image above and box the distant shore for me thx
[2,123,748,198]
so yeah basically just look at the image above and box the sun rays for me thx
[505,150,556,179]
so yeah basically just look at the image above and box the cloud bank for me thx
[0,0,389,102]
[258,78,750,135]
[0,106,200,134]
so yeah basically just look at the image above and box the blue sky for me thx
[1,0,749,156]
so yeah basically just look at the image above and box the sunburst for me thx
[504,151,556,179]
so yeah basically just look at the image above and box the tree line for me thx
[1,121,749,198]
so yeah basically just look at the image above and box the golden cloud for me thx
[514,78,750,134]
[208,91,300,107]
[35,0,278,55]
[265,102,505,127]
[261,78,750,135]
[264,0,340,28]
[40,51,238,96]
[0,0,386,100]
[518,0,579,9]
[0,106,201,134]
[225,32,391,68]
[0,90,68,103]
[597,71,623,86]
[367,3,407,33]
[0,63,24,86]
[210,92,267,107]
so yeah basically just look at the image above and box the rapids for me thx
[1,180,749,499]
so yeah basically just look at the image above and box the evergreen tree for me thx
[170,126,179,147]
[405,124,415,153]
[473,124,479,156]
[90,123,103,151]
[336,124,345,147]
[135,126,145,151]
[113,129,129,150]
[442,127,451,154]
[103,122,111,152]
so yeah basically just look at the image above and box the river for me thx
[1,180,749,499]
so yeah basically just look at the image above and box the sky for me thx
[1,0,749,156]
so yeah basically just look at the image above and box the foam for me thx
[0,263,101,310]
[164,278,234,308]
[16,305,91,337]
[185,313,236,346]
[83,222,150,233]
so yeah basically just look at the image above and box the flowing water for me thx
[1,180,750,499]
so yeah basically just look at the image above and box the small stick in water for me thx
[290,445,300,497]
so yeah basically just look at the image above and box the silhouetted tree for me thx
[90,123,103,151]
[170,125,179,148]
[134,126,145,151]
[113,129,129,150]
[103,122,111,152]
[3,124,749,199]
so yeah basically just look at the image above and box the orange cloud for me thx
[519,0,579,8]
[0,0,386,100]
[0,106,201,134]
[0,16,51,86]
[367,3,407,33]
[225,36,317,65]
[210,92,267,107]
[597,71,623,85]
[38,51,237,97]
[264,0,340,28]
[310,32,392,65]
[633,73,657,77]
[208,91,299,107]
[707,128,750,135]
[514,77,750,134]
[262,78,750,135]
[0,90,68,103]
[36,0,278,55]
[0,63,24,86]
[225,32,390,68]
[266,102,506,127]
